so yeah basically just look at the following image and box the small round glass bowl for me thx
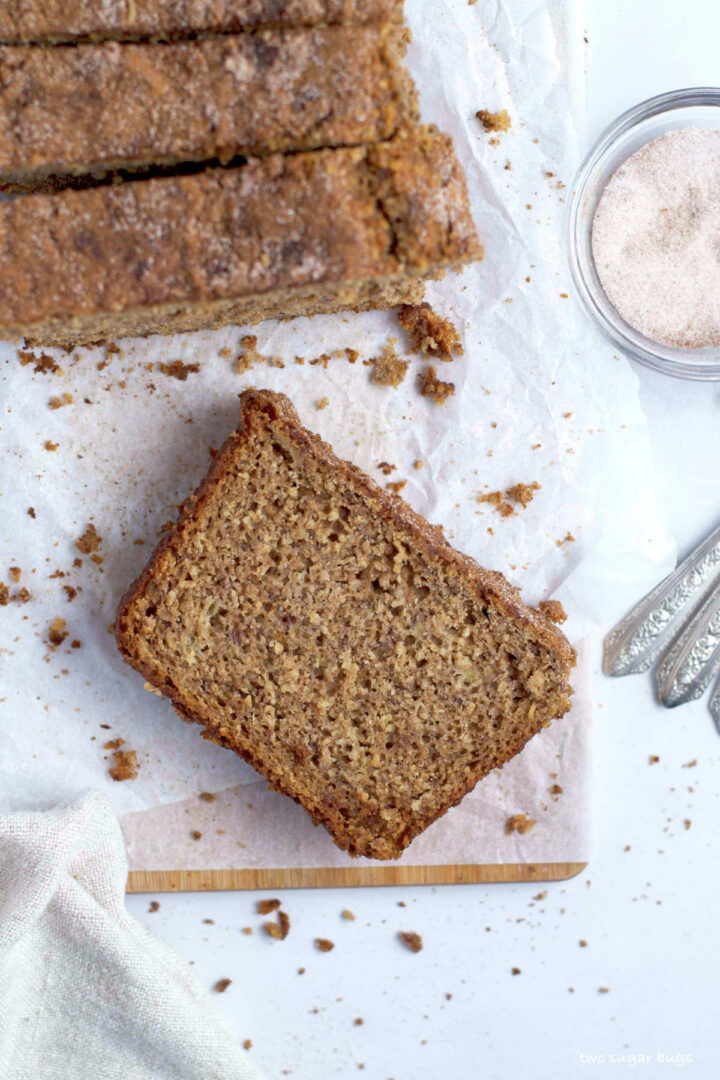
[566,88,720,381]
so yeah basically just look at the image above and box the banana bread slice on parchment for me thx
[116,390,576,860]
[0,126,481,347]
[0,0,404,45]
[0,25,417,193]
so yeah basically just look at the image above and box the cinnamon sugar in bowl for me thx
[566,88,720,380]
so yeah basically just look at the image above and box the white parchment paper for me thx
[0,0,673,869]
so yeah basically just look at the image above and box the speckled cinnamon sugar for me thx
[0,0,404,45]
[0,127,480,348]
[115,390,575,860]
[0,25,418,192]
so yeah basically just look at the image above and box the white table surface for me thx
[126,4,720,1077]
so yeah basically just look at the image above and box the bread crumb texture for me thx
[370,339,409,387]
[418,365,454,405]
[115,390,575,860]
[476,108,511,133]
[109,748,138,782]
[398,302,462,360]
[537,599,567,625]
[398,931,423,953]
[505,813,536,835]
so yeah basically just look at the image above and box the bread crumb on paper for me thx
[398,302,463,361]
[370,340,409,388]
[109,749,138,782]
[476,108,511,134]
[315,938,335,953]
[505,813,536,835]
[418,365,454,405]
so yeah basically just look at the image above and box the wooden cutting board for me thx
[126,861,586,892]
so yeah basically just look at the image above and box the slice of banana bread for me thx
[0,25,417,193]
[0,126,481,347]
[116,390,576,860]
[0,0,404,44]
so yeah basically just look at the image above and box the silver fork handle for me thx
[656,579,720,707]
[603,521,720,677]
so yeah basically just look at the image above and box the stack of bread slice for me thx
[0,0,482,346]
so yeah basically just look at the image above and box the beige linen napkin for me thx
[0,791,264,1080]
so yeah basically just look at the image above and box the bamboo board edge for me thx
[127,861,588,893]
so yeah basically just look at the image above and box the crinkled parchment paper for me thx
[0,0,673,870]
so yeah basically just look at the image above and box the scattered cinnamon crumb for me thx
[63,585,77,602]
[556,532,576,547]
[345,348,359,364]
[538,600,567,624]
[477,491,514,517]
[103,738,125,751]
[257,899,281,915]
[598,987,610,994]
[48,616,68,647]
[109,749,138,782]
[398,302,463,361]
[190,830,202,841]
[242,927,253,935]
[242,1039,252,1050]
[18,348,62,375]
[649,755,660,765]
[148,901,160,913]
[158,360,200,381]
[199,791,216,803]
[377,462,396,475]
[71,638,81,649]
[549,784,564,796]
[418,365,455,405]
[476,108,511,133]
[341,909,356,921]
[684,819,692,830]
[579,940,587,947]
[506,481,540,508]
[309,353,330,369]
[353,1018,364,1026]
[316,397,329,410]
[203,918,214,924]
[215,978,232,993]
[44,440,58,452]
[387,480,407,494]
[505,814,536,835]
[682,759,697,768]
[398,931,423,953]
[76,524,102,554]
[315,938,335,952]
[48,393,73,410]
[264,911,291,940]
[0,583,8,606]
[413,460,423,470]
[9,567,20,583]
[370,340,409,387]
[13,587,32,604]
[27,507,36,518]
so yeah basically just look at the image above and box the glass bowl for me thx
[566,88,720,381]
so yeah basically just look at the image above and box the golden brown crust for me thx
[0,1,404,45]
[116,390,575,860]
[0,127,480,346]
[0,26,417,192]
